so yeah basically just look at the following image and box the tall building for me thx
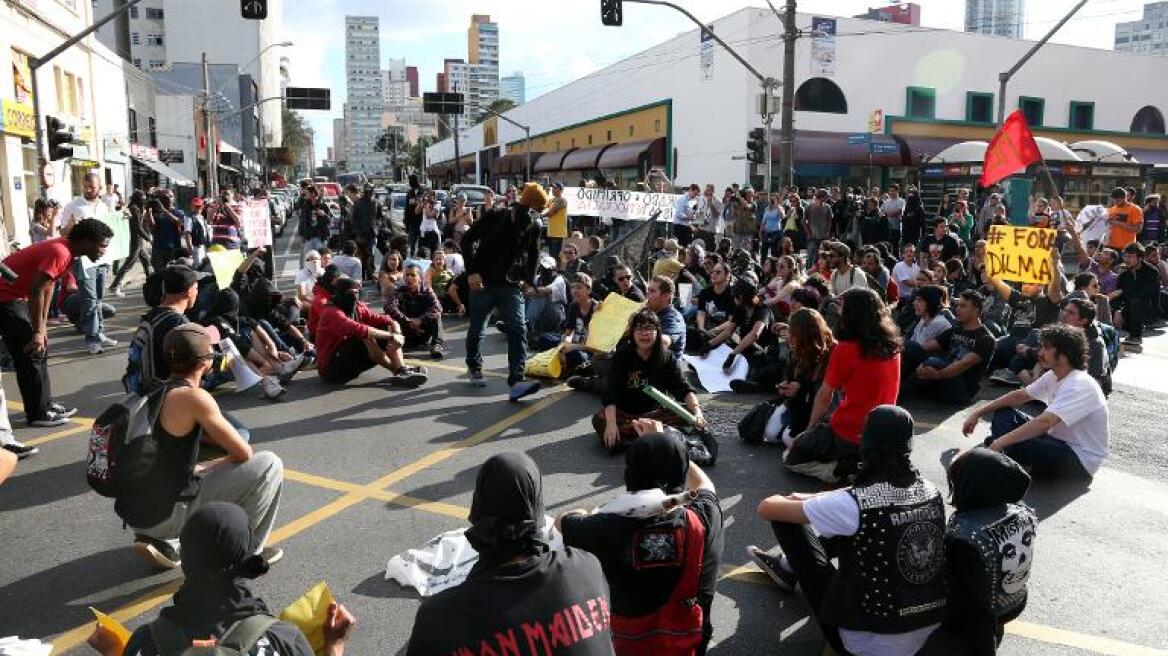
[406,66,419,98]
[855,3,921,25]
[1115,2,1168,56]
[383,57,409,112]
[345,15,385,173]
[964,0,1024,38]
[466,14,499,117]
[500,72,526,105]
[332,116,348,167]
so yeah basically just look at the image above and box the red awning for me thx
[771,130,908,167]
[560,144,614,170]
[494,152,539,175]
[598,137,666,169]
[533,149,576,173]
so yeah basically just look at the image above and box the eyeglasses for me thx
[633,324,658,334]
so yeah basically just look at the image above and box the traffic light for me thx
[46,116,76,161]
[746,128,766,163]
[241,0,267,20]
[601,0,623,26]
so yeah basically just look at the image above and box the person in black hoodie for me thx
[902,187,927,251]
[942,447,1036,655]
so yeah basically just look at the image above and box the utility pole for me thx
[202,53,218,198]
[477,104,534,181]
[452,111,462,183]
[997,0,1089,125]
[779,0,797,191]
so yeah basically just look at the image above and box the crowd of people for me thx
[1,172,1158,655]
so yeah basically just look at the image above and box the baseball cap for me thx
[551,182,564,190]
[163,324,214,369]
[162,265,200,294]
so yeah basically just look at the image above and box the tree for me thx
[281,108,309,173]
[479,98,516,122]
[409,136,434,173]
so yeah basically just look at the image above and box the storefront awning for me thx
[218,164,241,175]
[219,140,243,155]
[598,137,666,169]
[561,144,614,171]
[778,130,907,167]
[132,155,195,186]
[534,149,576,173]
[1126,148,1168,165]
[494,152,539,176]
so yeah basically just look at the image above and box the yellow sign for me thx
[1,99,35,139]
[585,292,645,353]
[525,344,564,379]
[280,581,334,656]
[207,249,245,289]
[986,225,1057,285]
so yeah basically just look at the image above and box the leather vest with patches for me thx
[947,503,1037,618]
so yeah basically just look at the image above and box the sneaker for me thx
[99,335,118,348]
[110,286,126,298]
[989,369,1021,386]
[260,375,286,400]
[430,342,446,360]
[28,411,69,427]
[389,369,428,388]
[1122,338,1144,353]
[509,380,541,402]
[2,441,39,459]
[746,545,797,592]
[49,402,78,418]
[468,369,488,388]
[729,379,763,394]
[261,546,284,566]
[276,354,306,383]
[133,536,181,570]
[566,375,597,393]
[86,342,105,355]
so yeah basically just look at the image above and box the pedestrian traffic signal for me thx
[241,0,267,20]
[601,0,623,26]
[46,116,76,161]
[746,128,766,163]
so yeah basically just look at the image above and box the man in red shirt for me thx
[314,277,427,387]
[784,288,902,483]
[0,218,113,439]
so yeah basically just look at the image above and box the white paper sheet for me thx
[683,344,749,393]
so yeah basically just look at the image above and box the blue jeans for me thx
[988,408,1091,480]
[74,260,108,345]
[465,284,527,385]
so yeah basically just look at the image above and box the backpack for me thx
[150,615,277,656]
[1099,321,1120,373]
[611,508,706,656]
[123,309,184,395]
[85,383,170,498]
[738,400,778,444]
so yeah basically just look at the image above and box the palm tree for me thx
[479,98,516,122]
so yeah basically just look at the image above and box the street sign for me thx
[285,87,330,110]
[870,142,899,155]
[847,133,870,145]
[423,92,464,115]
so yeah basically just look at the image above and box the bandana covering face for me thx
[464,453,547,574]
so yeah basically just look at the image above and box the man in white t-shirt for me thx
[963,323,1109,480]
[58,173,118,354]
[891,243,921,302]
[57,173,104,235]
[880,184,906,247]
[749,405,946,656]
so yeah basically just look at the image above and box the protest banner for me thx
[207,249,245,289]
[82,209,131,268]
[240,199,272,248]
[563,187,680,222]
[985,225,1057,285]
[585,293,645,352]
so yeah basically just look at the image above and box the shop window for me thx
[1069,102,1094,130]
[795,78,848,114]
[606,129,612,141]
[966,92,994,123]
[128,108,138,143]
[1131,105,1166,134]
[1019,96,1044,126]
[655,119,662,133]
[905,86,935,119]
[628,125,634,137]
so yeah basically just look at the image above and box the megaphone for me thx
[219,338,263,392]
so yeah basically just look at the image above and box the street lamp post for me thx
[996,0,1088,125]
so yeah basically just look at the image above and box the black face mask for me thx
[333,291,359,317]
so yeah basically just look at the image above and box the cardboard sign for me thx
[207,249,245,290]
[563,187,680,222]
[986,225,1057,285]
[240,199,272,248]
[81,209,131,268]
[584,293,645,353]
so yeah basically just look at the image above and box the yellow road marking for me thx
[24,421,92,447]
[402,358,508,378]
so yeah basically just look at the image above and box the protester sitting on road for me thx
[204,289,294,399]
[559,426,723,655]
[904,285,951,350]
[332,239,363,282]
[378,250,405,300]
[690,261,734,352]
[293,249,328,307]
[407,453,616,656]
[985,251,1064,386]
[716,272,772,378]
[762,255,802,312]
[964,323,1110,481]
[91,503,355,656]
[785,288,901,484]
[610,264,646,303]
[307,265,343,338]
[751,404,947,656]
[1110,241,1160,353]
[523,254,568,348]
[315,278,427,387]
[901,290,996,405]
[1020,297,1111,393]
[595,309,706,452]
[244,276,314,363]
[124,325,284,570]
[123,266,199,395]
[425,249,454,304]
[384,264,445,360]
[559,273,600,377]
[942,447,1036,655]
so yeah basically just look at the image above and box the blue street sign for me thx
[847,133,871,145]
[870,142,899,154]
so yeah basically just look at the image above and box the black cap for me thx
[162,265,199,294]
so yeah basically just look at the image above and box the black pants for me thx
[356,236,375,281]
[0,300,52,419]
[322,337,380,384]
[110,235,151,289]
[1121,298,1151,339]
[406,224,421,257]
[151,246,176,274]
[770,521,851,655]
[403,316,442,350]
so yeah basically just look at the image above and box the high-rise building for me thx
[466,14,499,117]
[332,116,348,167]
[1115,2,1168,56]
[964,0,1025,38]
[500,72,525,105]
[855,3,921,25]
[345,15,385,173]
[406,66,419,98]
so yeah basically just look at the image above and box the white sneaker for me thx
[260,375,286,400]
[87,342,104,355]
[99,335,118,348]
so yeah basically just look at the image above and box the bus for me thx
[335,172,368,189]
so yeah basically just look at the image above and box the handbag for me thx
[680,426,718,467]
[738,400,778,444]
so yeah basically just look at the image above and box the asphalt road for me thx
[1,225,1166,656]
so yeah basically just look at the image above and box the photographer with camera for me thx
[672,183,701,247]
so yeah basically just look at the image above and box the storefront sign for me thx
[868,109,884,134]
[1092,165,1139,178]
[159,149,184,163]
[130,142,159,161]
[944,164,967,176]
[1062,164,1086,176]
[0,99,35,139]
[922,166,944,177]
[565,187,680,222]
[103,135,128,163]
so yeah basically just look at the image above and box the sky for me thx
[279,0,1154,165]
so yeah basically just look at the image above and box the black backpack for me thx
[150,615,277,656]
[123,308,184,395]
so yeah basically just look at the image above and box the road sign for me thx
[870,142,899,155]
[847,133,871,145]
[285,87,330,110]
[423,92,464,115]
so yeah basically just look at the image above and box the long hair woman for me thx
[763,308,836,445]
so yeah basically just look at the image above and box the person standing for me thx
[804,190,833,263]
[462,183,545,401]
[672,184,701,246]
[881,184,906,248]
[147,196,185,272]
[297,186,331,258]
[0,218,112,428]
[404,174,423,257]
[109,191,153,296]
[542,182,569,260]
[350,184,380,280]
[759,193,784,260]
[59,173,118,354]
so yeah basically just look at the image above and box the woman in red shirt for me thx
[784,287,901,484]
[314,278,427,387]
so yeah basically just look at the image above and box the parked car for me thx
[388,192,407,227]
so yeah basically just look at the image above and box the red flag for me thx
[980,110,1042,188]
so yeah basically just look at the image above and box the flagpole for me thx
[1037,158,1060,200]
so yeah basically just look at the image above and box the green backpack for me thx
[149,615,277,656]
